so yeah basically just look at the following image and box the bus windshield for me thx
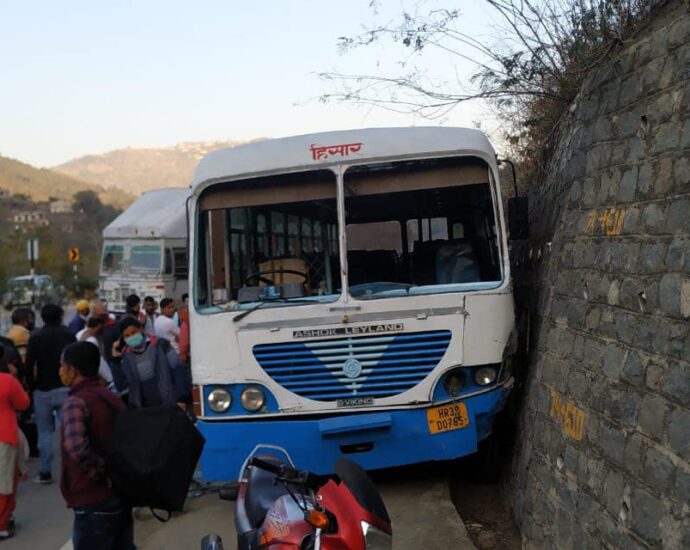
[130,244,162,271]
[196,169,341,309]
[344,157,502,299]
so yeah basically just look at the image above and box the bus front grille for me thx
[253,330,452,401]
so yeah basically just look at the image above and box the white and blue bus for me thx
[189,127,517,481]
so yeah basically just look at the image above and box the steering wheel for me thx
[244,269,308,287]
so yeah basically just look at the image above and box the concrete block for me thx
[655,157,674,195]
[680,117,690,150]
[645,362,665,391]
[642,446,674,493]
[598,421,626,465]
[673,156,690,190]
[627,137,646,162]
[603,469,626,516]
[640,242,666,272]
[661,362,690,407]
[668,17,690,49]
[624,432,646,478]
[651,122,681,154]
[667,406,690,460]
[630,486,665,544]
[602,344,626,380]
[665,198,690,233]
[641,203,665,234]
[622,351,645,386]
[607,389,640,428]
[674,468,690,504]
[622,206,641,234]
[665,237,686,269]
[638,395,668,437]
[659,273,682,317]
[636,163,654,198]
[618,167,638,202]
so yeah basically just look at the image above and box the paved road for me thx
[1,304,475,549]
[6,435,474,549]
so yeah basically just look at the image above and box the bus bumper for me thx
[197,385,510,481]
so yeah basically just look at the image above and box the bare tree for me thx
[319,0,651,176]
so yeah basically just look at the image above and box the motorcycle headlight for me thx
[207,388,232,413]
[473,366,498,386]
[361,521,392,550]
[240,387,265,412]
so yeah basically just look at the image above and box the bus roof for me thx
[192,127,496,188]
[103,188,190,240]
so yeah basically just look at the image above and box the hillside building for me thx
[49,199,73,214]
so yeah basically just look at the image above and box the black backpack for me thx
[101,404,205,519]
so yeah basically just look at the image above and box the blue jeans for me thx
[33,387,69,474]
[73,496,136,550]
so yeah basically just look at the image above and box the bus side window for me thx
[164,249,173,275]
[173,248,188,279]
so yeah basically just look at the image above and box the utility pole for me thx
[26,238,39,276]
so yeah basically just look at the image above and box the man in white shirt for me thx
[154,298,180,352]
[75,316,114,386]
[142,296,159,336]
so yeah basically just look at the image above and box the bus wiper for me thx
[233,297,315,323]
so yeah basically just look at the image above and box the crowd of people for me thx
[0,293,191,548]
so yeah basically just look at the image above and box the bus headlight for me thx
[208,388,232,413]
[240,387,265,411]
[443,369,466,396]
[474,366,498,386]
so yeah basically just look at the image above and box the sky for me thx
[0,1,498,167]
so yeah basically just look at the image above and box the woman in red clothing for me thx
[0,345,30,540]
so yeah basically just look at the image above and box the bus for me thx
[99,188,190,312]
[189,127,518,481]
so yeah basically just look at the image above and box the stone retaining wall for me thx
[510,1,690,547]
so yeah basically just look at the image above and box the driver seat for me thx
[258,258,311,292]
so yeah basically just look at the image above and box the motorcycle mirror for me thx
[200,534,225,550]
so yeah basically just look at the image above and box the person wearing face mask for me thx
[102,295,143,367]
[110,318,190,409]
[58,342,132,550]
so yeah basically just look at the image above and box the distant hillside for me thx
[54,140,257,195]
[0,154,134,208]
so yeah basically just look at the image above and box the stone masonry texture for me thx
[509,1,690,548]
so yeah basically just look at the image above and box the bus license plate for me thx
[426,403,470,435]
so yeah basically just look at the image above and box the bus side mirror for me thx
[508,196,529,240]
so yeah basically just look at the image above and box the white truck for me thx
[98,188,190,312]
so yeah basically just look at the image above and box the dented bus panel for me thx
[188,128,515,481]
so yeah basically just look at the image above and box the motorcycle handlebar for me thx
[249,457,284,476]
[249,457,321,489]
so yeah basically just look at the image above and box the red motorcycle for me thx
[202,447,392,550]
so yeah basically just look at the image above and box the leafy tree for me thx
[320,0,651,179]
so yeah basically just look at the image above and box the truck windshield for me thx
[101,244,124,272]
[344,157,502,300]
[130,245,162,271]
[196,169,341,309]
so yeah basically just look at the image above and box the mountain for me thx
[53,140,255,195]
[0,154,134,208]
